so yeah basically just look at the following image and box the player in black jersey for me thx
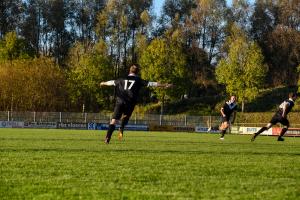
[219,95,238,140]
[100,64,172,144]
[251,92,297,142]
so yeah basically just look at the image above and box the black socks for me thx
[105,124,116,142]
[256,127,268,135]
[220,129,226,138]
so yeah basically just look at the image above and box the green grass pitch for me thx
[0,128,299,200]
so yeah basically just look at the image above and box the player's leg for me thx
[105,119,117,144]
[277,119,289,141]
[251,114,278,141]
[251,122,272,141]
[219,121,229,139]
[118,115,127,140]
[118,104,135,140]
[105,103,123,144]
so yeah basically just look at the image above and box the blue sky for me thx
[153,0,164,16]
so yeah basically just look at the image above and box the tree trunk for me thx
[242,100,244,112]
[160,95,165,115]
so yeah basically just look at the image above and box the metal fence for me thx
[0,111,222,127]
[1,111,299,128]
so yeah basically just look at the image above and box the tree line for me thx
[0,0,299,112]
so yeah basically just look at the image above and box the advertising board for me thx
[0,121,24,128]
[89,123,149,131]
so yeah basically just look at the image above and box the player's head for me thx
[230,95,236,103]
[129,64,140,74]
[289,92,297,101]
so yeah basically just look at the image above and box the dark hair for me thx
[129,64,140,74]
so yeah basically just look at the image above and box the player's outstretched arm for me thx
[220,107,226,117]
[157,83,173,88]
[148,82,173,88]
[99,80,115,87]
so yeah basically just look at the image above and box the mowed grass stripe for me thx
[0,128,299,200]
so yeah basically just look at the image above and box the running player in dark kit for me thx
[219,95,238,140]
[100,64,172,144]
[251,92,297,142]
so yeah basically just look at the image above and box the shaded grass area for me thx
[0,129,299,199]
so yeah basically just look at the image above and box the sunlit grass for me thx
[0,129,299,199]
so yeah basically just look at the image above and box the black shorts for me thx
[270,113,289,126]
[112,101,136,120]
[221,116,230,123]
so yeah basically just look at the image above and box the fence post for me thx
[59,112,62,123]
[184,115,187,126]
[33,111,36,122]
[159,115,162,126]
[84,113,87,123]
[7,111,9,121]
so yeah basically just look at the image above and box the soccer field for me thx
[0,129,299,200]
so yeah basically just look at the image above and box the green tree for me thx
[160,0,195,28]
[158,0,229,66]
[250,0,300,86]
[184,0,228,64]
[156,0,226,98]
[67,41,113,111]
[21,0,42,55]
[43,0,72,65]
[229,0,252,33]
[0,32,35,61]
[250,1,275,41]
[140,38,189,114]
[71,0,105,43]
[185,45,215,96]
[216,25,267,111]
[0,0,23,38]
[95,0,153,76]
[265,26,300,86]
